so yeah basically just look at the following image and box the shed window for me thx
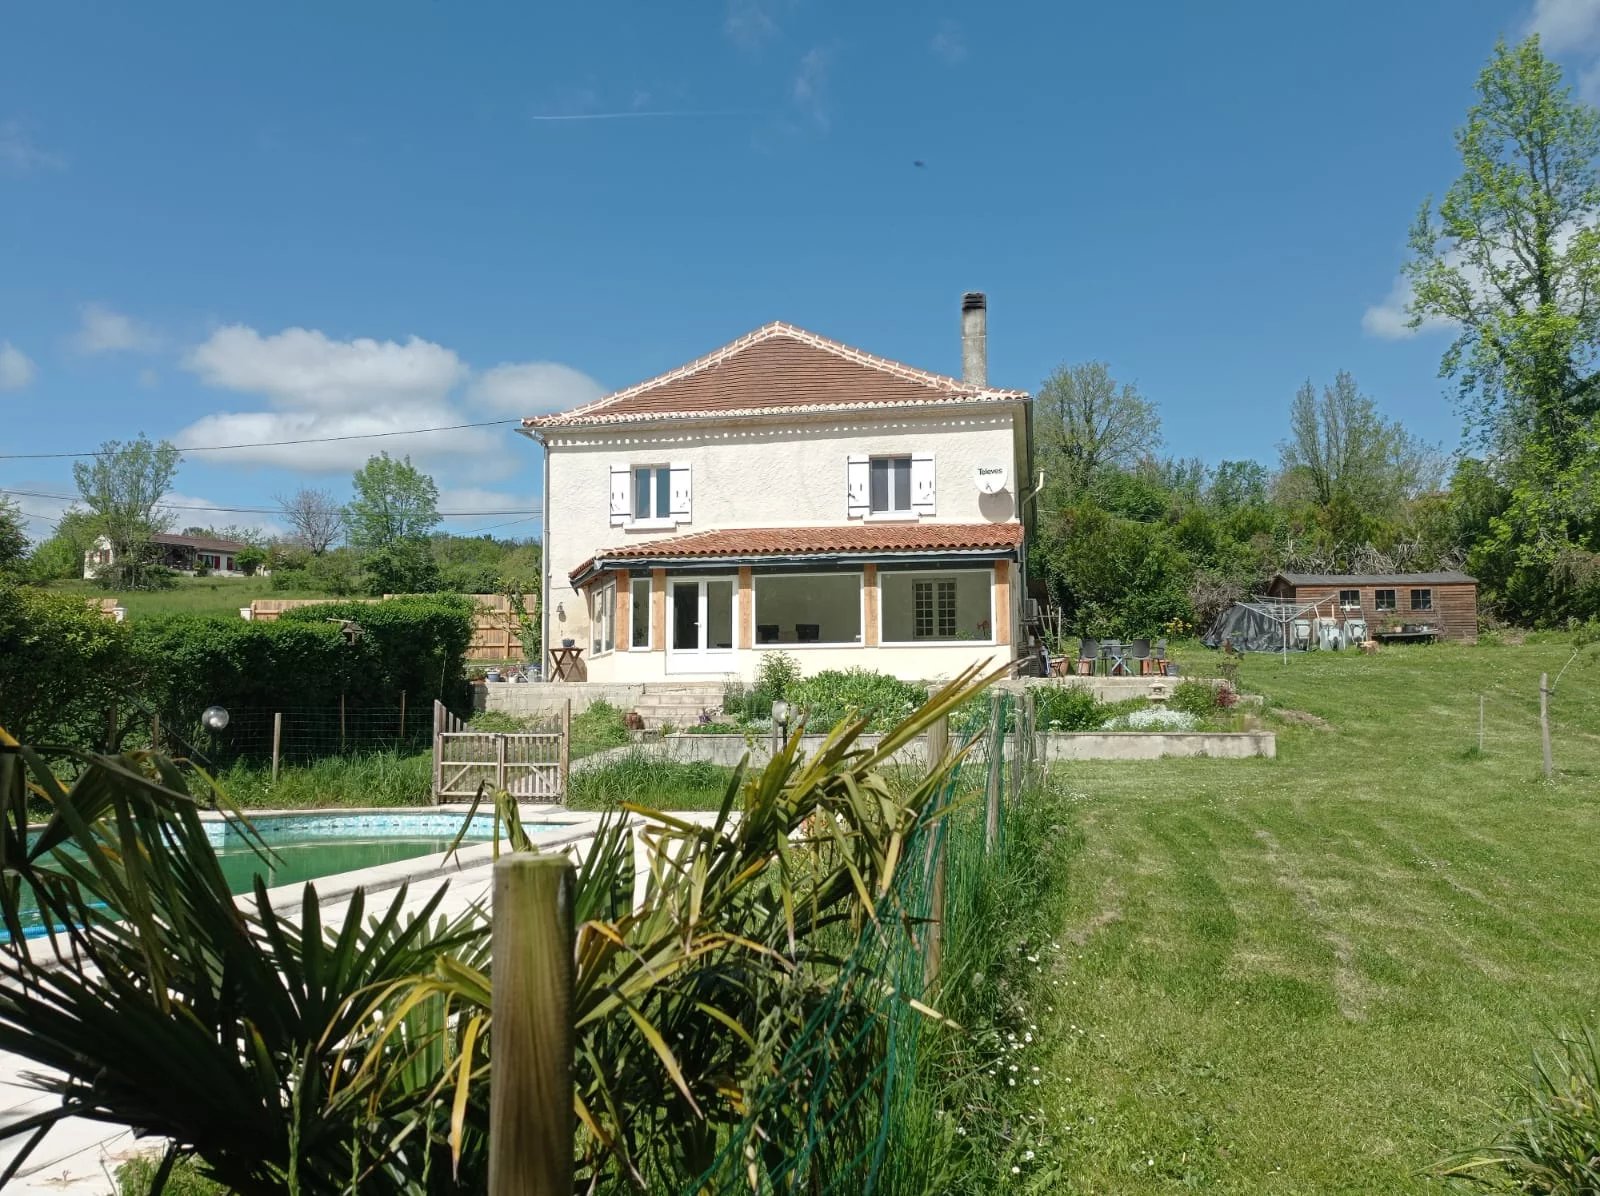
[1339,589,1360,607]
[1410,588,1433,612]
[1374,589,1396,612]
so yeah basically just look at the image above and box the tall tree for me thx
[0,497,26,576]
[1035,361,1162,497]
[71,434,181,589]
[1404,37,1600,619]
[346,454,440,550]
[277,487,346,555]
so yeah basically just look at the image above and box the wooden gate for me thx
[432,701,570,803]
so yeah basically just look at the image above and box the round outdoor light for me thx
[201,705,230,731]
[771,699,791,725]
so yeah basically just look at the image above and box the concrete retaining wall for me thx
[1040,730,1274,760]
[574,726,1275,771]
[480,681,646,718]
[999,676,1225,701]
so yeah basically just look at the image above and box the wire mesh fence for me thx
[690,690,1025,1194]
[176,702,445,767]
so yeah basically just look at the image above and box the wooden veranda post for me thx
[1540,673,1554,780]
[923,714,950,991]
[489,855,575,1196]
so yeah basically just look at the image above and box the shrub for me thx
[0,583,143,747]
[786,668,928,732]
[724,651,804,721]
[1439,1026,1600,1193]
[570,699,631,759]
[567,751,736,811]
[1104,706,1198,730]
[1034,682,1109,731]
[1169,679,1223,717]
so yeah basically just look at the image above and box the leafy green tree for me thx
[71,434,182,589]
[23,509,100,582]
[1277,372,1439,549]
[363,538,441,595]
[1404,37,1600,620]
[0,498,26,576]
[1035,361,1163,497]
[346,453,440,550]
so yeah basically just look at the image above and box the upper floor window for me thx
[870,456,912,515]
[1374,589,1396,611]
[847,453,937,519]
[1339,589,1360,607]
[1410,588,1433,611]
[611,463,690,529]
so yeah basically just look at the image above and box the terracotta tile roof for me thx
[525,322,1029,430]
[571,522,1022,580]
[152,532,249,553]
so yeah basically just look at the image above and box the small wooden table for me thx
[548,646,584,681]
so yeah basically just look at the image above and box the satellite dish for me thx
[974,463,1009,494]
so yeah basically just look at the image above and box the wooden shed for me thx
[1264,572,1479,643]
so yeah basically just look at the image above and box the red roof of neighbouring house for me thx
[524,323,1029,430]
[571,522,1023,581]
[152,532,248,553]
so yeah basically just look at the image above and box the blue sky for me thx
[3,0,1597,542]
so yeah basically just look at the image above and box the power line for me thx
[0,487,541,517]
[0,419,522,461]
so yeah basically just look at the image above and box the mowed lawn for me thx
[1038,639,1600,1194]
[40,576,326,617]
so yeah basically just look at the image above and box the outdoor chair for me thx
[1076,637,1099,676]
[1153,638,1170,676]
[757,624,780,644]
[796,624,820,643]
[1130,637,1152,674]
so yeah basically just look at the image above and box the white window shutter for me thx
[912,453,936,516]
[846,455,869,517]
[609,464,630,526]
[669,462,692,522]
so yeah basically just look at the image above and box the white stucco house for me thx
[83,531,260,579]
[520,293,1035,683]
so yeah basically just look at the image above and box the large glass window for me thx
[880,569,993,642]
[590,580,615,655]
[630,577,651,649]
[633,466,671,520]
[869,457,912,515]
[753,572,862,645]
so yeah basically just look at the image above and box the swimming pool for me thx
[11,811,569,940]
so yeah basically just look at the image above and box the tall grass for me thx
[214,749,433,808]
[567,750,734,811]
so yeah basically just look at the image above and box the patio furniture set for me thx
[1045,637,1174,678]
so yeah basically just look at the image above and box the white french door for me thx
[667,577,737,674]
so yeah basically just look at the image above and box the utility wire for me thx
[0,487,541,517]
[0,418,522,461]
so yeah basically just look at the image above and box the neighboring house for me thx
[1264,571,1479,642]
[521,293,1035,682]
[83,532,259,579]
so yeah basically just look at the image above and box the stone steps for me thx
[632,683,730,730]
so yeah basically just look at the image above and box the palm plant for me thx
[0,661,993,1194]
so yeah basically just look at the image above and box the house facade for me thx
[83,532,258,579]
[523,294,1034,683]
[1264,571,1479,642]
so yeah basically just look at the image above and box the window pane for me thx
[707,579,735,649]
[883,570,991,641]
[631,578,651,648]
[1340,590,1359,606]
[893,458,911,512]
[869,459,889,512]
[672,582,700,650]
[753,573,862,644]
[655,466,671,519]
[1374,589,1395,611]
[633,468,650,519]
[1411,589,1432,611]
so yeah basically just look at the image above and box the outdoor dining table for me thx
[548,645,584,681]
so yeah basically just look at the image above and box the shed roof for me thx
[523,322,1029,431]
[1273,571,1476,587]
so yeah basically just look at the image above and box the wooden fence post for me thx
[923,714,950,992]
[559,699,572,803]
[489,855,575,1196]
[496,734,508,793]
[1478,694,1485,756]
[1021,689,1037,792]
[339,691,347,752]
[399,689,407,741]
[985,692,1003,850]
[431,700,444,806]
[1009,690,1025,805]
[1540,672,1554,780]
[271,712,283,784]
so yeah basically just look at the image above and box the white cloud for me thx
[436,487,542,534]
[172,403,508,473]
[1525,0,1600,52]
[0,120,63,174]
[470,361,604,416]
[0,341,36,390]
[72,303,159,355]
[138,367,159,388]
[158,492,284,540]
[930,20,968,65]
[183,325,466,408]
[725,0,787,49]
[791,47,832,130]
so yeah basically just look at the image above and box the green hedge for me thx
[132,595,474,756]
[786,668,928,733]
[0,584,142,747]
